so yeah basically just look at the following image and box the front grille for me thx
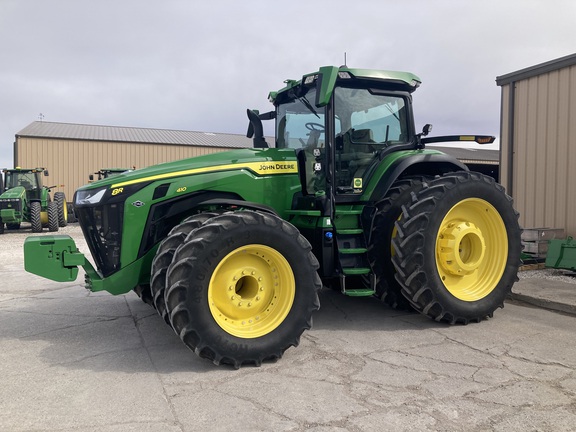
[76,203,124,277]
[0,199,22,212]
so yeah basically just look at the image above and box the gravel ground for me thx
[519,268,576,284]
[1,222,83,242]
[0,222,91,267]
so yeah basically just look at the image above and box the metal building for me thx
[14,121,254,201]
[14,121,499,205]
[497,53,576,237]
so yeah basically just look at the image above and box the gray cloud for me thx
[1,0,574,168]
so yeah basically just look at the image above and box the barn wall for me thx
[499,62,576,237]
[15,138,228,201]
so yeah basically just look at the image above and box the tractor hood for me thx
[0,186,25,200]
[76,148,297,192]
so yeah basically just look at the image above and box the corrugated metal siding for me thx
[15,138,228,201]
[500,64,576,237]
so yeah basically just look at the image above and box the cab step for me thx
[339,273,376,297]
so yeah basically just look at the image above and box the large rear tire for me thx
[150,212,221,325]
[391,171,521,324]
[165,211,321,368]
[6,223,21,230]
[54,192,68,227]
[30,201,42,233]
[368,178,422,310]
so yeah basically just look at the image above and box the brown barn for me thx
[497,53,576,237]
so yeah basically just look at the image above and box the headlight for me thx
[75,187,107,205]
[304,74,317,85]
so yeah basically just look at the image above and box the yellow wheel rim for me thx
[436,198,507,301]
[208,244,295,338]
[40,211,48,224]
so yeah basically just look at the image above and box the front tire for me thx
[392,171,521,324]
[54,192,68,227]
[133,284,154,306]
[30,202,42,233]
[151,212,221,325]
[47,201,59,232]
[165,211,321,368]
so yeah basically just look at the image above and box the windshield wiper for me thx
[299,95,320,119]
[384,103,400,121]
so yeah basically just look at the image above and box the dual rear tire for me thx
[152,211,321,367]
[386,171,522,324]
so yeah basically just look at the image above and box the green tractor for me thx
[0,167,68,234]
[24,66,522,367]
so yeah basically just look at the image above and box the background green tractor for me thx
[0,167,68,234]
[24,66,521,367]
[89,167,135,182]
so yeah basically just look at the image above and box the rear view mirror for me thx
[422,124,433,136]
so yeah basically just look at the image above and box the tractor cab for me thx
[3,168,47,200]
[4,168,48,199]
[276,83,413,197]
[247,66,421,206]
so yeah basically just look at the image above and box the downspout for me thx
[13,138,18,167]
[507,82,515,196]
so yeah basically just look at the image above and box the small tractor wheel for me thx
[47,201,59,232]
[54,192,68,227]
[368,178,423,310]
[6,223,21,230]
[0,222,4,234]
[165,211,321,368]
[151,212,222,325]
[30,201,43,233]
[391,171,522,324]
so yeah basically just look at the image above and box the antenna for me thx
[344,52,347,67]
[38,113,44,122]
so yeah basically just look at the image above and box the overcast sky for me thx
[1,0,575,170]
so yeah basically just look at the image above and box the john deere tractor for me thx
[24,66,521,367]
[89,168,134,182]
[0,167,68,234]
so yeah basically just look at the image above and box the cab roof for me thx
[269,65,422,106]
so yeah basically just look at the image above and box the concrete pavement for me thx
[1,224,576,431]
[513,270,576,316]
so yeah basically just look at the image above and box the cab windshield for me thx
[5,172,39,190]
[276,88,327,149]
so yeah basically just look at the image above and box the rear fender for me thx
[367,153,467,202]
